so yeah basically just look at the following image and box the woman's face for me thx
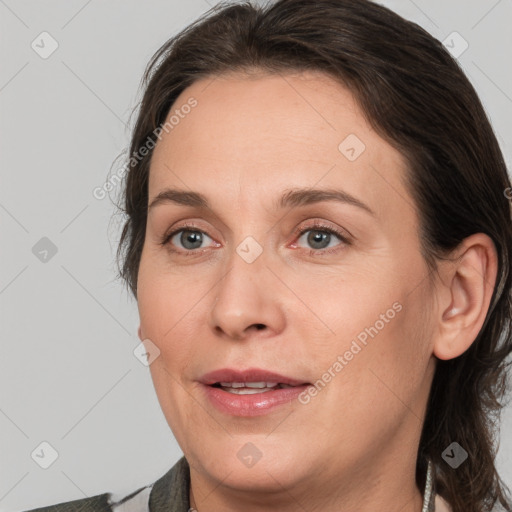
[137,71,437,502]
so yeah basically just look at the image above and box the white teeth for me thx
[218,381,282,394]
[219,382,244,388]
[222,387,275,395]
[219,381,279,388]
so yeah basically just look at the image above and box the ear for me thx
[138,325,143,341]
[432,233,498,360]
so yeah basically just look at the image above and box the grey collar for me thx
[422,458,436,512]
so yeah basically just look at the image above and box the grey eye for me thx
[171,229,213,250]
[297,229,341,250]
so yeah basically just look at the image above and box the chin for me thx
[188,437,313,490]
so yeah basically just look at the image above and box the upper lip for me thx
[199,368,310,386]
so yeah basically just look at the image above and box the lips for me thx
[198,368,312,416]
[199,368,310,387]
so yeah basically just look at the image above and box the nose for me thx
[209,247,286,341]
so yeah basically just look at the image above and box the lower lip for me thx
[202,384,311,417]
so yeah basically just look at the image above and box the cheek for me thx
[304,264,431,396]
[341,287,433,423]
[137,251,207,340]
[137,264,201,441]
[303,302,429,450]
[137,265,188,388]
[289,268,401,354]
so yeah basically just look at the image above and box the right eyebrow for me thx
[149,189,208,210]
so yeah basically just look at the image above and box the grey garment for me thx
[109,487,153,512]
[21,458,191,512]
[112,456,440,512]
[107,456,191,512]
[148,457,191,512]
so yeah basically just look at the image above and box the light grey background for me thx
[1,0,511,510]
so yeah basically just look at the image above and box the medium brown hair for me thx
[115,1,512,510]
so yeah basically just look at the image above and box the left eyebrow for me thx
[277,187,375,216]
[148,187,375,217]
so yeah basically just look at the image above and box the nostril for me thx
[255,324,265,330]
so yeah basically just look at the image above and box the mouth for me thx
[210,382,301,394]
[199,368,312,416]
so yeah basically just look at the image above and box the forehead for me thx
[148,70,411,220]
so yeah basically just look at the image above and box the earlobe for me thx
[433,234,498,361]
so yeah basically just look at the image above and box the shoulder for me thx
[148,456,190,511]
[22,456,191,512]
[22,492,113,512]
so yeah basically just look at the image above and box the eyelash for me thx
[160,220,351,257]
